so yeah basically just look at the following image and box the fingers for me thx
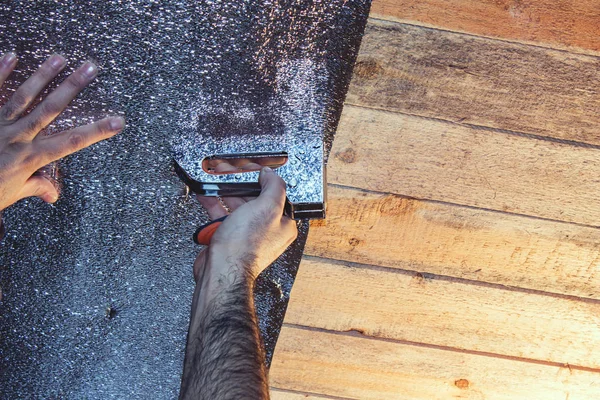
[197,196,228,220]
[36,116,124,164]
[213,162,239,174]
[257,167,287,210]
[222,197,247,211]
[15,60,98,138]
[15,174,59,204]
[0,53,17,89]
[197,167,287,225]
[197,194,255,218]
[209,160,264,174]
[0,54,67,124]
[241,162,262,172]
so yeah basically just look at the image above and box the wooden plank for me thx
[370,0,600,54]
[330,105,600,226]
[308,185,600,299]
[347,20,600,145]
[285,258,600,368]
[271,326,600,400]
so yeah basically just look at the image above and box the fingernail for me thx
[49,193,59,203]
[2,52,16,66]
[81,62,97,79]
[49,53,66,69]
[108,116,125,131]
[263,166,273,173]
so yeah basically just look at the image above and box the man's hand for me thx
[194,166,298,285]
[180,167,298,400]
[0,52,124,212]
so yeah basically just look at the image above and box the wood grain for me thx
[330,105,600,226]
[271,326,600,400]
[285,258,600,368]
[271,389,336,399]
[308,185,600,299]
[370,0,600,54]
[347,20,600,145]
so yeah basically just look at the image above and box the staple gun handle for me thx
[193,216,228,245]
[193,199,293,245]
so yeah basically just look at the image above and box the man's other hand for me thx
[0,52,124,212]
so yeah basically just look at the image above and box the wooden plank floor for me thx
[270,1,600,399]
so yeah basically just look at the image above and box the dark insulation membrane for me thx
[0,1,370,398]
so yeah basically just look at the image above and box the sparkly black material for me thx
[0,1,370,398]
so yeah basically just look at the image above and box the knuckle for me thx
[39,100,62,116]
[1,97,24,120]
[25,117,41,134]
[66,71,87,90]
[10,91,29,109]
[68,132,87,150]
[39,64,58,79]
[0,103,17,120]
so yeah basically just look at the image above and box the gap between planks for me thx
[348,19,600,147]
[281,323,600,375]
[310,184,600,299]
[271,325,600,400]
[365,16,600,60]
[284,257,600,369]
[271,387,352,400]
[368,0,600,57]
[330,180,600,232]
[302,254,600,307]
[330,104,600,226]
[345,102,600,153]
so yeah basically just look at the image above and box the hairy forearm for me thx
[180,256,269,400]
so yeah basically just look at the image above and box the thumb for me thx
[16,175,59,204]
[257,167,286,209]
